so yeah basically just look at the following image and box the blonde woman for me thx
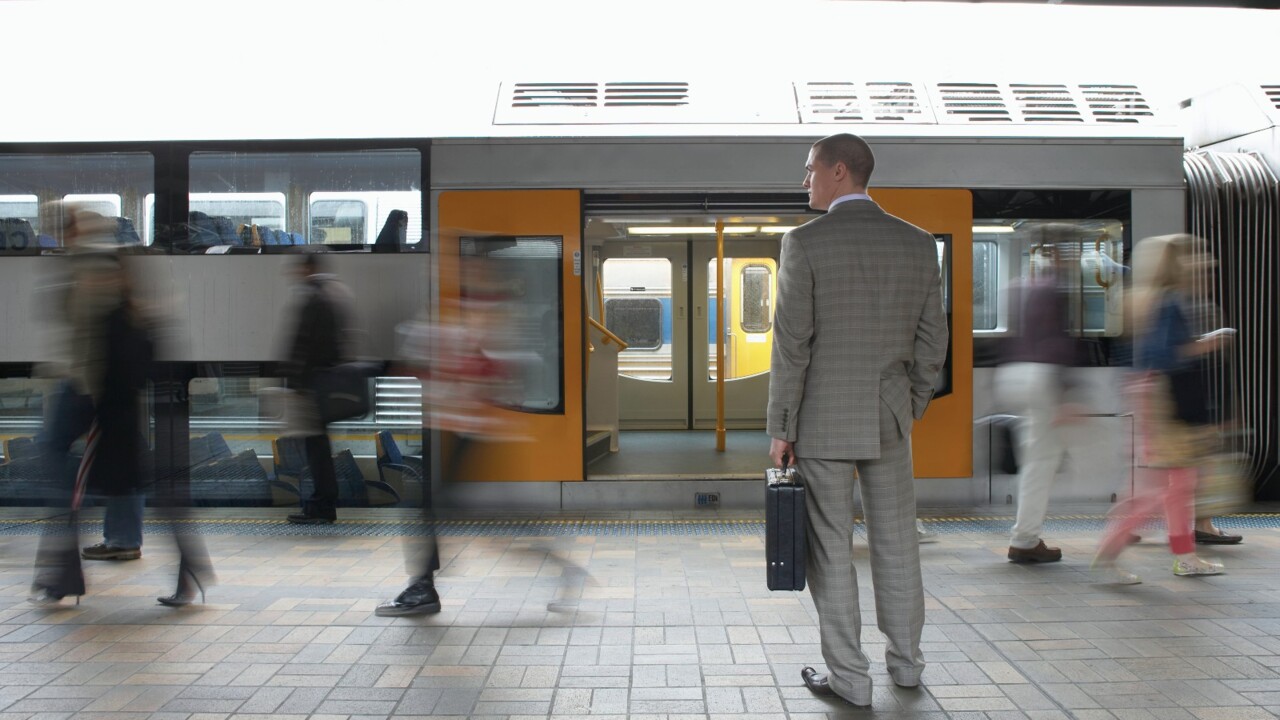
[1093,235,1228,582]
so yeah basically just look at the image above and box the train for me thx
[1,3,1276,510]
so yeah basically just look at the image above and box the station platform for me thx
[2,505,1279,719]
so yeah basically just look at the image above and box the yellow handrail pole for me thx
[716,219,726,452]
[595,259,606,324]
[586,316,629,351]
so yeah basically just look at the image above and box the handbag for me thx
[1196,451,1250,518]
[313,362,379,424]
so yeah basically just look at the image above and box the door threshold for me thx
[588,473,759,482]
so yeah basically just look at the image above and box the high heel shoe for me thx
[29,585,81,607]
[157,568,207,607]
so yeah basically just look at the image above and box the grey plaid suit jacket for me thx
[767,199,948,459]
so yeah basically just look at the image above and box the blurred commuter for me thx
[79,257,153,562]
[1186,292,1246,544]
[997,228,1093,564]
[376,255,516,616]
[30,209,142,604]
[1093,235,1230,582]
[281,252,358,524]
[768,133,947,706]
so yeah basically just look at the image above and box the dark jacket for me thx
[283,274,356,391]
[87,304,154,495]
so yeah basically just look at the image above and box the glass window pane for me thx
[709,257,776,381]
[0,153,153,252]
[603,258,671,382]
[463,236,564,412]
[973,240,998,331]
[186,149,421,251]
[986,219,1125,336]
[740,264,773,333]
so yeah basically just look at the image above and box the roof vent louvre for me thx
[1080,84,1153,123]
[797,82,930,123]
[511,82,599,108]
[935,83,1011,122]
[603,82,689,107]
[1011,83,1083,122]
[1263,85,1280,111]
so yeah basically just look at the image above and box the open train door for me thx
[435,190,584,482]
[877,189,973,478]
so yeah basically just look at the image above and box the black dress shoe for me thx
[801,667,870,707]
[375,580,441,617]
[1195,529,1243,545]
[801,666,837,696]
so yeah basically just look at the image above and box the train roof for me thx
[3,1,1276,145]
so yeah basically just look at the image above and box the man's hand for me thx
[770,437,796,468]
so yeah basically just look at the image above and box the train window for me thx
[973,240,999,331]
[0,152,152,252]
[603,258,672,381]
[605,298,664,351]
[462,236,564,413]
[188,150,421,249]
[63,193,121,219]
[740,264,773,334]
[310,191,422,247]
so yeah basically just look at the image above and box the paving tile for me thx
[2,508,1280,719]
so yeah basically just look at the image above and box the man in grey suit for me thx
[768,133,948,707]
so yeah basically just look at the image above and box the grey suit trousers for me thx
[798,407,926,703]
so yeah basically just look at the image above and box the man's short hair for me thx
[813,133,875,188]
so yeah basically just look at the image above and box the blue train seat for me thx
[112,217,141,245]
[289,232,305,245]
[375,430,425,507]
[189,449,274,507]
[272,436,400,508]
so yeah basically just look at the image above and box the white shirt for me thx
[828,192,873,210]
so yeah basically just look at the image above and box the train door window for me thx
[0,153,152,251]
[707,256,777,381]
[602,258,672,381]
[189,150,421,250]
[973,240,999,331]
[461,236,564,413]
[740,264,773,333]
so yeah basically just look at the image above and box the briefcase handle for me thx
[766,465,801,487]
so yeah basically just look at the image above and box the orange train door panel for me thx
[436,190,584,482]
[874,189,973,479]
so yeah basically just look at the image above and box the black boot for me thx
[375,578,441,616]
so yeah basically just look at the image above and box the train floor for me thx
[1,504,1279,719]
[587,430,767,480]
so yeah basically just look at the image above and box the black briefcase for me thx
[766,465,808,591]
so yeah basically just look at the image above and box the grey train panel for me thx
[432,137,1185,191]
[0,255,428,363]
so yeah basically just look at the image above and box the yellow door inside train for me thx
[435,190,584,482]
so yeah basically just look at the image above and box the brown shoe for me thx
[1008,541,1062,563]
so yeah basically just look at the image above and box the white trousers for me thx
[996,362,1102,549]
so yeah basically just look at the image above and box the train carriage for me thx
[4,1,1275,510]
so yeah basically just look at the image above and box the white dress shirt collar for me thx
[828,192,873,210]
